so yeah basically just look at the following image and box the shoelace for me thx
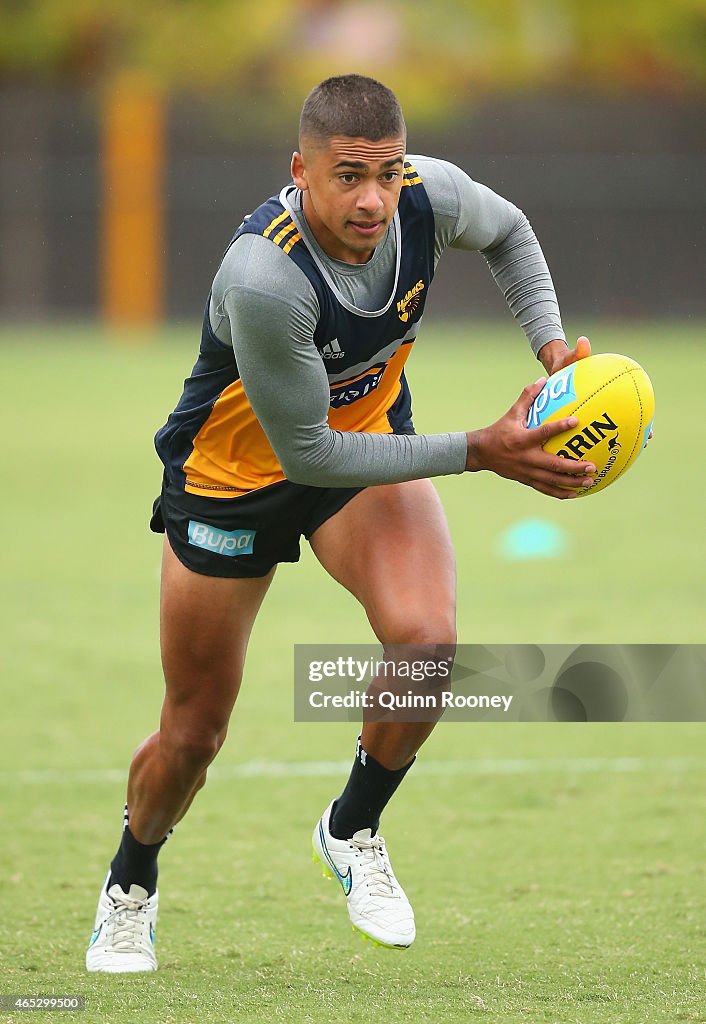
[104,894,152,952]
[352,834,398,898]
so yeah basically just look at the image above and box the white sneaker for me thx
[86,873,158,973]
[312,802,415,949]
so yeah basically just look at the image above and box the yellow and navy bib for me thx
[155,161,435,496]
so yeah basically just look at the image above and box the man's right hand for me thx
[465,378,596,499]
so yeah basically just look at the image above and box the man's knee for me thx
[380,609,457,651]
[162,719,228,775]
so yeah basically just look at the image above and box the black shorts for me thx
[150,474,365,578]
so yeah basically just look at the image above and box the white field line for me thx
[0,756,702,786]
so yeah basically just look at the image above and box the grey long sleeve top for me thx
[208,155,565,487]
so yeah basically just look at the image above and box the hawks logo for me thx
[397,279,425,323]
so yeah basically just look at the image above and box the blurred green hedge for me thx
[2,0,704,129]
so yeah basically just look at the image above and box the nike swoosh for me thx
[88,926,102,948]
[319,822,352,895]
[149,923,156,945]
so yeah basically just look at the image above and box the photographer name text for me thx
[308,690,513,712]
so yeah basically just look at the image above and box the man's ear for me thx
[291,151,308,191]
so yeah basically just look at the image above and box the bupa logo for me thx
[187,521,256,557]
[527,365,577,429]
[397,279,425,323]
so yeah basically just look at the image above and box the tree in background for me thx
[1,0,704,131]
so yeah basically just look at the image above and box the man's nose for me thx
[356,182,382,214]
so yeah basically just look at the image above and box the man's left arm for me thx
[416,156,591,377]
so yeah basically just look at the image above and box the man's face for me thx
[291,135,406,265]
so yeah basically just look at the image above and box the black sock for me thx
[329,738,415,839]
[108,826,166,898]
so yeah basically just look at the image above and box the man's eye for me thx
[339,174,358,184]
[380,172,399,183]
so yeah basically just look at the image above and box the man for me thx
[86,74,595,971]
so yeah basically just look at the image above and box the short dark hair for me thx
[299,75,406,146]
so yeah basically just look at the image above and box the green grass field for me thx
[1,322,704,1023]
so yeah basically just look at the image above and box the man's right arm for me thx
[215,235,596,498]
[214,235,468,488]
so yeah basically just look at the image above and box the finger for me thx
[512,377,548,419]
[575,336,591,359]
[526,414,579,445]
[526,466,596,490]
[519,444,595,478]
[526,479,580,500]
[526,470,595,497]
[531,452,596,476]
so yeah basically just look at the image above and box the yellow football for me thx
[527,353,655,496]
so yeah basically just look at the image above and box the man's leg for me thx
[87,535,274,973]
[308,479,456,947]
[126,536,274,844]
[311,478,456,765]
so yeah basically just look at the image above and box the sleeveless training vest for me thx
[155,161,436,496]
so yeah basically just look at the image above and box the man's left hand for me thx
[538,335,592,376]
[538,335,654,444]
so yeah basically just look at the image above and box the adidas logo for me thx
[321,338,345,360]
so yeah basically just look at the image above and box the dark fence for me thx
[1,88,704,322]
